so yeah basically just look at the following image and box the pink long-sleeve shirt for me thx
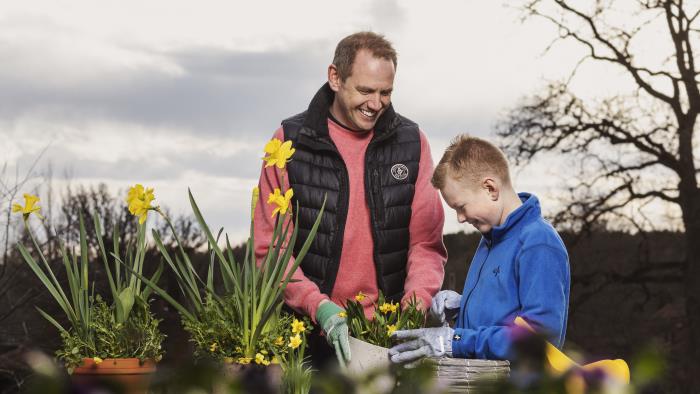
[253,118,446,321]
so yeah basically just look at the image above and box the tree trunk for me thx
[681,186,700,392]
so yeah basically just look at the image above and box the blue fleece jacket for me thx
[451,193,570,360]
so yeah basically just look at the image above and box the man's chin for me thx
[352,119,376,132]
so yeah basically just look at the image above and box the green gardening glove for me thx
[316,301,351,367]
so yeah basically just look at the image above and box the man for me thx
[254,31,446,368]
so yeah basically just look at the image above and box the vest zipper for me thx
[317,140,350,297]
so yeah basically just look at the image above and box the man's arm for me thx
[402,130,447,309]
[253,127,330,321]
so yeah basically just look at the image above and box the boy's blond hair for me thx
[431,134,512,190]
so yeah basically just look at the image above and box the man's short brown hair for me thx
[333,31,397,81]
[431,134,512,190]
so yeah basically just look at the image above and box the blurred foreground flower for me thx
[513,316,630,388]
[25,351,60,378]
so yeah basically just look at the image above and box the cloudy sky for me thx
[1,0,665,241]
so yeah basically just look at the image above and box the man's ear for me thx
[328,64,341,92]
[483,178,499,201]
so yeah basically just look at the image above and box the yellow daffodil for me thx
[355,292,366,302]
[251,186,260,217]
[267,188,293,217]
[291,319,306,335]
[125,184,156,224]
[275,336,285,346]
[263,138,295,169]
[271,356,279,364]
[337,311,347,318]
[379,303,392,314]
[389,302,398,313]
[93,357,103,365]
[255,353,270,366]
[288,334,302,349]
[386,324,397,337]
[224,357,235,364]
[12,194,44,221]
[209,342,218,352]
[237,357,252,365]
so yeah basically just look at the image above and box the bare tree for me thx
[0,148,47,265]
[499,0,700,387]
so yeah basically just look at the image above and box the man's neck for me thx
[328,103,365,133]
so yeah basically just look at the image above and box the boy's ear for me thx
[483,178,499,201]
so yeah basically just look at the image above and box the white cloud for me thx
[1,0,683,240]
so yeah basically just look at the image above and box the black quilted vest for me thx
[282,83,421,302]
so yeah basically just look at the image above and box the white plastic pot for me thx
[346,336,390,375]
[346,336,394,391]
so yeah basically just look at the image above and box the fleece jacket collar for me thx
[483,193,541,246]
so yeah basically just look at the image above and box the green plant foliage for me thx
[344,292,425,348]
[56,296,164,370]
[182,295,295,362]
[17,208,165,370]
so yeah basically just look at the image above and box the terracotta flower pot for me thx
[71,358,156,394]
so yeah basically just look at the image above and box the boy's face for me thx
[440,173,503,234]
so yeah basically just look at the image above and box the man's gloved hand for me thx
[430,290,461,325]
[316,301,351,367]
[388,326,454,364]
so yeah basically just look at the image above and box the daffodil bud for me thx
[251,186,260,218]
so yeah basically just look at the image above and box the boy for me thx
[389,134,570,362]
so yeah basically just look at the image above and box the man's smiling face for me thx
[328,49,395,132]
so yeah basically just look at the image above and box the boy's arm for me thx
[451,245,569,359]
[516,244,570,347]
[402,130,447,309]
[253,127,330,322]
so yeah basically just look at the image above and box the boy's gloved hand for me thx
[316,301,351,367]
[430,290,461,325]
[388,326,454,364]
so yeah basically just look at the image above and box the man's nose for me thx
[367,94,382,110]
[457,213,467,223]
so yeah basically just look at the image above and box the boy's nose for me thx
[457,213,467,223]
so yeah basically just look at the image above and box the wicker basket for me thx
[424,357,510,393]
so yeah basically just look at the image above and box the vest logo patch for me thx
[391,164,409,180]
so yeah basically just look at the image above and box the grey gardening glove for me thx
[316,301,351,367]
[388,326,454,364]
[430,290,462,325]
